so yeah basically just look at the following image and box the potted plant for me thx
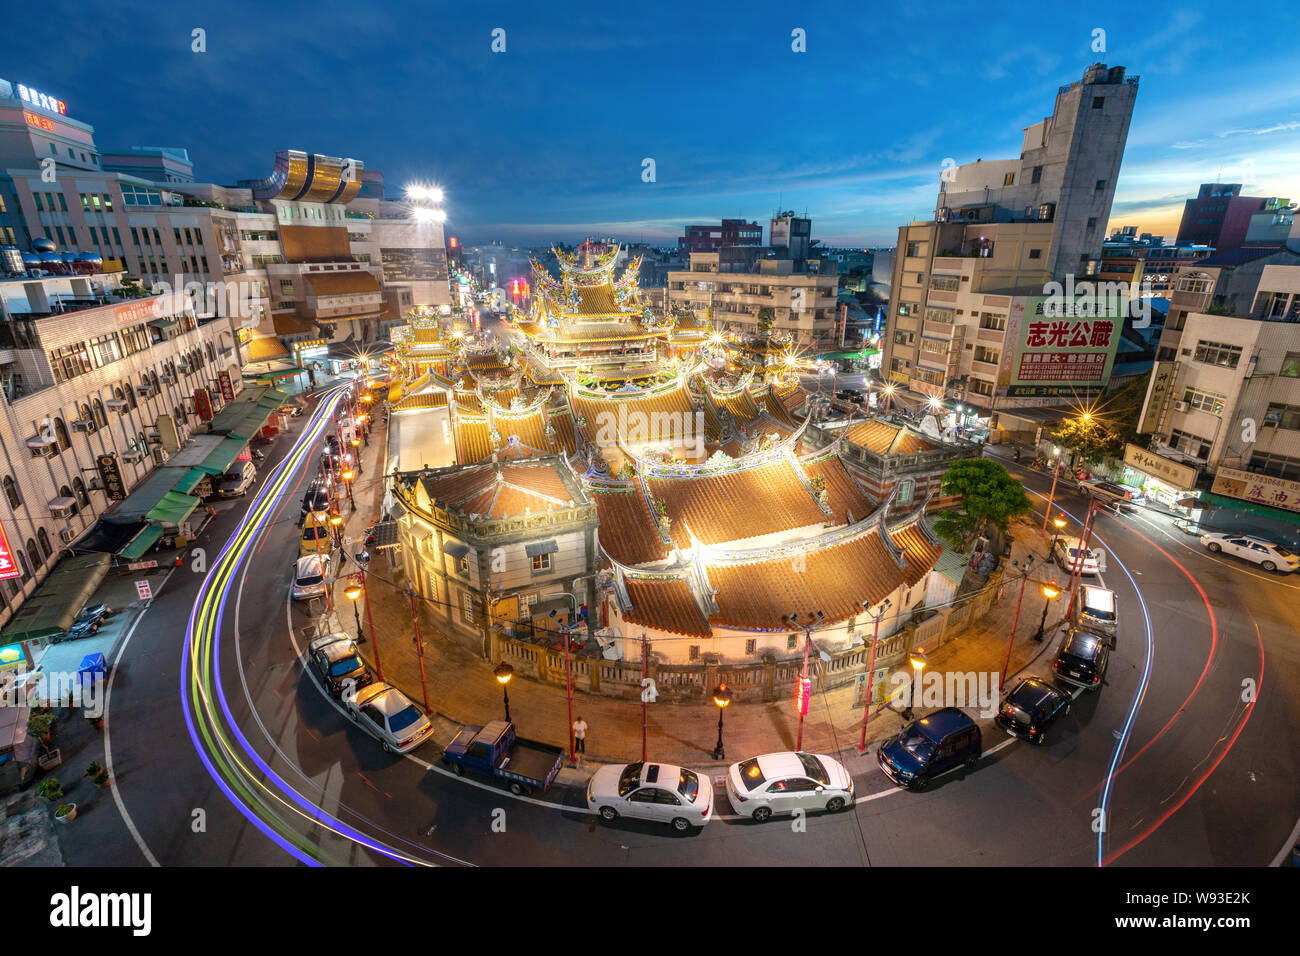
[27,712,55,742]
[36,778,63,802]
[85,761,102,780]
[94,770,110,789]
[54,803,77,823]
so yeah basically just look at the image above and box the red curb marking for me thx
[357,772,392,799]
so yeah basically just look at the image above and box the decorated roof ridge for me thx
[634,414,807,479]
[886,490,939,543]
[635,464,674,546]
[695,505,889,567]
[480,383,548,417]
[787,447,836,519]
[874,486,907,569]
[705,368,756,398]
[420,462,575,514]
[568,370,689,401]
[798,443,844,466]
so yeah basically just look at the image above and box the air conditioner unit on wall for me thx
[29,442,57,459]
[1172,400,1188,412]
[153,448,169,465]
[137,383,157,397]
[121,448,145,463]
[58,527,77,544]
[71,420,95,433]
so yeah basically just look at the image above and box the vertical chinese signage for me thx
[0,517,20,580]
[1210,467,1300,515]
[1138,361,1177,434]
[218,370,235,401]
[96,453,127,501]
[1001,296,1124,397]
[194,387,213,422]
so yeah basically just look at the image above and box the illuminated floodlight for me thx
[413,207,447,224]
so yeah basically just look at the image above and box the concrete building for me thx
[678,219,762,254]
[881,64,1139,424]
[1175,184,1281,253]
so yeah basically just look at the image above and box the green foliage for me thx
[85,762,102,778]
[934,458,1032,549]
[1051,416,1120,465]
[27,712,55,739]
[37,778,63,801]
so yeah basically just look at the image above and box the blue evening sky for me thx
[4,0,1297,247]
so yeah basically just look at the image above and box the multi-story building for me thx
[1175,184,1280,253]
[666,245,840,348]
[677,219,762,254]
[0,269,239,633]
[1098,229,1214,294]
[881,63,1138,425]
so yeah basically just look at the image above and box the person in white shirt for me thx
[572,717,588,755]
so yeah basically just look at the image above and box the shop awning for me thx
[0,553,111,642]
[444,542,470,560]
[146,491,199,526]
[104,468,185,524]
[525,540,558,557]
[119,524,165,560]
[174,467,211,494]
[197,438,247,475]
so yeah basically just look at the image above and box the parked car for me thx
[725,751,853,822]
[587,762,714,831]
[1073,584,1118,644]
[300,513,333,557]
[877,708,982,791]
[1052,536,1101,576]
[1077,479,1144,506]
[1199,533,1299,573]
[300,482,331,521]
[291,553,331,601]
[343,682,433,753]
[1052,628,1109,690]
[214,461,256,499]
[994,677,1072,744]
[441,720,564,795]
[307,632,373,697]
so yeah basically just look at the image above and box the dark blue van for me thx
[877,707,982,791]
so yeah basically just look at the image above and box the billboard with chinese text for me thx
[1210,466,1300,515]
[999,296,1124,397]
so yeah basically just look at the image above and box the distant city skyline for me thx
[2,1,1297,248]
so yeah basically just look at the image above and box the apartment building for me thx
[678,219,762,254]
[1176,184,1279,253]
[882,64,1138,417]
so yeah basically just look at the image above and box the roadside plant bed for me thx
[36,778,64,802]
[86,763,110,788]
[55,803,77,823]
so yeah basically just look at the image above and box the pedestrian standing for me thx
[572,716,588,757]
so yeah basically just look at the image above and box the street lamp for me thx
[345,579,365,643]
[856,597,893,753]
[1034,579,1061,642]
[1049,513,1066,560]
[493,660,514,723]
[711,682,733,759]
[900,649,928,721]
[883,384,895,414]
[329,510,343,548]
[782,610,823,751]
[342,468,356,511]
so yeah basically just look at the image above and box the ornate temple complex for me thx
[384,244,979,666]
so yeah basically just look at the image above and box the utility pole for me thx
[641,629,649,763]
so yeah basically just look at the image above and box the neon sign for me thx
[16,84,66,115]
[24,111,54,131]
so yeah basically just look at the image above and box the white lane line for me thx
[103,565,176,868]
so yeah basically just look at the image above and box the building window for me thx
[73,477,89,507]
[1170,428,1212,460]
[1182,387,1225,415]
[1280,352,1300,378]
[1248,451,1300,481]
[745,639,756,655]
[1086,217,1098,229]
[905,241,921,258]
[3,476,20,509]
[37,528,52,559]
[688,645,700,661]
[897,479,915,505]
[1028,249,1041,259]
[1095,180,1106,191]
[1003,172,1015,186]
[1192,340,1242,369]
[787,634,798,650]
[1092,96,1105,109]
[455,554,470,576]
[1265,403,1300,430]
[26,539,40,574]
[1031,166,1042,184]
[531,552,551,572]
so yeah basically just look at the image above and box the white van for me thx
[215,461,256,498]
[1073,585,1117,645]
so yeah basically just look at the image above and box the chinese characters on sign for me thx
[1210,467,1300,515]
[1001,296,1125,397]
[218,371,235,401]
[96,454,126,501]
[1024,319,1116,349]
[0,518,21,581]
[1122,443,1197,490]
[15,83,67,115]
[115,299,158,325]
[194,388,213,422]
[1139,361,1177,434]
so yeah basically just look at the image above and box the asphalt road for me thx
[84,397,1300,867]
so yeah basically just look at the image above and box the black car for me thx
[300,483,330,518]
[877,707,982,791]
[307,633,374,697]
[1052,628,1109,690]
[995,677,1072,744]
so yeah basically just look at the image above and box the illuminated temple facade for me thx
[384,245,978,665]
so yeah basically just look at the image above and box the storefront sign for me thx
[127,560,158,571]
[1001,296,1124,396]
[96,454,126,501]
[218,370,235,401]
[194,388,213,422]
[115,299,159,325]
[1123,443,1197,490]
[14,82,67,114]
[135,580,153,601]
[794,677,811,716]
[1139,362,1177,434]
[1211,467,1300,515]
[0,519,20,581]
[0,641,27,670]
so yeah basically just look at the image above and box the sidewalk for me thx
[329,412,1076,776]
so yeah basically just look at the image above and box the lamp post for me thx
[1049,513,1066,562]
[358,565,382,680]
[883,384,895,415]
[345,578,364,643]
[901,649,927,721]
[549,595,583,766]
[1041,448,1065,537]
[493,660,514,723]
[408,587,431,715]
[1034,579,1061,642]
[313,519,333,611]
[857,597,893,753]
[783,610,823,752]
[711,683,733,759]
[999,558,1035,691]
[329,510,343,549]
[351,437,362,475]
[342,468,356,512]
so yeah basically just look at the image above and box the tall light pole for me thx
[1049,513,1066,563]
[409,588,431,715]
[1034,579,1061,642]
[999,558,1035,691]
[901,650,928,721]
[493,660,514,723]
[1041,448,1065,537]
[857,597,893,753]
[549,597,583,766]
[784,610,823,752]
[711,683,733,759]
[344,578,363,643]
[1065,499,1100,619]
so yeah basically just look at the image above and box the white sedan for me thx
[725,751,854,822]
[1052,536,1101,576]
[587,762,713,831]
[1200,533,1299,573]
[291,553,330,601]
[343,682,434,754]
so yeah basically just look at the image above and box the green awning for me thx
[174,467,210,494]
[146,491,199,526]
[119,524,165,560]
[0,553,111,641]
[104,468,182,523]
[197,438,246,475]
[229,406,273,440]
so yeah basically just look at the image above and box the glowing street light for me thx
[1034,579,1061,642]
[901,649,928,721]
[493,660,514,723]
[711,683,733,759]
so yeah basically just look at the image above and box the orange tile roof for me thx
[305,271,381,296]
[887,522,945,587]
[453,392,483,415]
[646,456,825,548]
[755,390,796,426]
[592,487,669,566]
[393,391,449,411]
[454,417,495,463]
[272,314,313,335]
[894,430,939,454]
[422,462,575,519]
[571,383,696,436]
[715,390,760,426]
[839,420,900,455]
[494,408,550,450]
[547,409,578,455]
[570,285,622,315]
[246,336,288,362]
[623,578,711,637]
[802,455,875,522]
[707,523,936,629]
